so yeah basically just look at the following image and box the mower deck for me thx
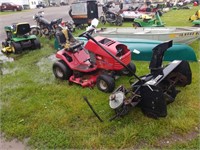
[69,72,99,88]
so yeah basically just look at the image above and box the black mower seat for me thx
[56,29,84,52]
[14,23,31,36]
[56,31,66,45]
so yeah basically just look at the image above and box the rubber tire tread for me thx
[53,60,72,80]
[96,74,115,93]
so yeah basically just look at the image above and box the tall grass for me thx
[0,5,199,149]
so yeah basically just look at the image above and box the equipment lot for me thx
[0,3,199,150]
[0,5,73,42]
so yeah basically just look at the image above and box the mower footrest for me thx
[74,64,97,72]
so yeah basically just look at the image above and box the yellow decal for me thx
[169,34,176,38]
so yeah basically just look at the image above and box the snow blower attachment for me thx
[109,40,192,120]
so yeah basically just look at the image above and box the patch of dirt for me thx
[0,133,28,150]
[133,126,199,149]
[154,126,199,148]
[0,51,14,64]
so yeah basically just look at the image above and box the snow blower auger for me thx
[109,40,192,121]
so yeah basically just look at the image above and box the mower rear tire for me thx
[11,42,22,54]
[133,22,141,27]
[193,24,200,27]
[32,39,41,49]
[53,60,72,80]
[121,62,136,76]
[97,74,115,93]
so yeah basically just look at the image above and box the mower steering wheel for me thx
[78,28,95,38]
[78,31,88,38]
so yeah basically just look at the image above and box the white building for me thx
[0,0,42,9]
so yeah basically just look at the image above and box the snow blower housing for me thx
[109,40,192,120]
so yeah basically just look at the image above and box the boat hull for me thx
[94,27,200,44]
[78,37,197,62]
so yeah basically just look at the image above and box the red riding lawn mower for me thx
[53,28,136,92]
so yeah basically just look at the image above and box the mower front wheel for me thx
[96,74,115,93]
[53,60,72,80]
[2,41,9,48]
[11,42,22,54]
[121,62,136,76]
[1,42,9,53]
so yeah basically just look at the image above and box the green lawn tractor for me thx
[1,22,41,54]
[133,11,165,27]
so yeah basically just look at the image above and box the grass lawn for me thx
[0,10,31,15]
[0,4,199,149]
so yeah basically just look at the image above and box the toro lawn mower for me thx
[133,11,165,27]
[53,28,136,93]
[108,40,192,120]
[1,22,41,54]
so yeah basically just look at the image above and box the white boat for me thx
[94,27,200,44]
